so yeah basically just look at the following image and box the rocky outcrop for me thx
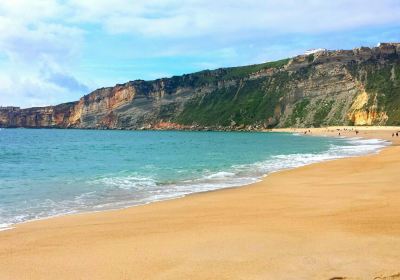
[347,90,388,125]
[1,43,399,129]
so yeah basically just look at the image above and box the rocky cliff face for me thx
[1,43,399,129]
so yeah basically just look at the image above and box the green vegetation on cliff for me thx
[313,100,334,127]
[364,63,400,125]
[219,58,290,80]
[1,44,400,129]
[285,99,310,127]
[188,58,290,85]
[175,71,290,127]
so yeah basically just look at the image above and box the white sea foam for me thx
[0,135,389,229]
[92,176,158,190]
[0,223,13,231]
[202,171,236,180]
[81,136,389,212]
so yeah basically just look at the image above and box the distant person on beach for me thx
[355,130,359,135]
[396,132,399,137]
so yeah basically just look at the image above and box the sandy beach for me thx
[1,127,400,280]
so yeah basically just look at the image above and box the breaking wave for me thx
[0,136,390,231]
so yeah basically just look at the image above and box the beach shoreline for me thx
[1,126,400,279]
[0,127,390,233]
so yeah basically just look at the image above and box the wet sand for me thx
[0,127,400,280]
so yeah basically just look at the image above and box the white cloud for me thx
[0,0,399,107]
[0,0,64,23]
[0,0,88,108]
[0,73,81,108]
[67,0,400,37]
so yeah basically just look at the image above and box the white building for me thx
[304,48,327,55]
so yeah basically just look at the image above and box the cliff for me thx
[1,43,400,129]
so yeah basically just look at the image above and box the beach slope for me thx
[0,129,400,279]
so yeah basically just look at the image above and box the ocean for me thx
[0,129,389,230]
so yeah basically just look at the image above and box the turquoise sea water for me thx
[0,129,389,229]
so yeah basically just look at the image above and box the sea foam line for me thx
[0,136,390,231]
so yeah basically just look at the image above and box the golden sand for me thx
[0,127,400,280]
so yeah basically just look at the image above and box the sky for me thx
[0,0,399,108]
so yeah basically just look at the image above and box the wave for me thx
[92,176,158,190]
[0,136,389,229]
[76,136,389,211]
[0,223,13,231]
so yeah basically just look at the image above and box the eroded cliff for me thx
[1,43,399,129]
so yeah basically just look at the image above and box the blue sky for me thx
[0,0,399,108]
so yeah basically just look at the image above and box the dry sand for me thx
[1,127,400,280]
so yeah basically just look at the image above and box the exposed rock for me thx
[1,43,399,129]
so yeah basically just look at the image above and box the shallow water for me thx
[0,129,389,229]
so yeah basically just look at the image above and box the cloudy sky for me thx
[0,0,399,108]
